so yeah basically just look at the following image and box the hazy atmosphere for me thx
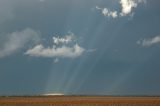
[0,0,160,96]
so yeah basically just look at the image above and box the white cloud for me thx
[137,36,160,47]
[96,0,146,18]
[120,0,145,16]
[96,6,118,18]
[0,28,40,58]
[53,35,74,45]
[102,8,118,18]
[120,0,137,16]
[25,44,85,58]
[25,34,85,58]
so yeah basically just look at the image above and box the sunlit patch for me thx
[42,93,65,96]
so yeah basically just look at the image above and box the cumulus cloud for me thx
[25,33,85,58]
[120,0,145,16]
[102,8,118,18]
[53,35,74,45]
[25,44,85,58]
[96,6,118,18]
[0,28,40,58]
[137,36,160,47]
[96,0,146,18]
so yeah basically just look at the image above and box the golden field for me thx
[0,96,160,106]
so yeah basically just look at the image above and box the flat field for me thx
[0,96,160,106]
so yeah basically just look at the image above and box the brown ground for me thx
[0,96,160,106]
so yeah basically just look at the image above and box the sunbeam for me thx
[0,0,160,96]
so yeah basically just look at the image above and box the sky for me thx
[0,0,160,96]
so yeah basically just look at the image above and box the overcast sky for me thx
[0,0,160,96]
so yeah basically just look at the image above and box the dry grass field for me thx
[0,96,160,106]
